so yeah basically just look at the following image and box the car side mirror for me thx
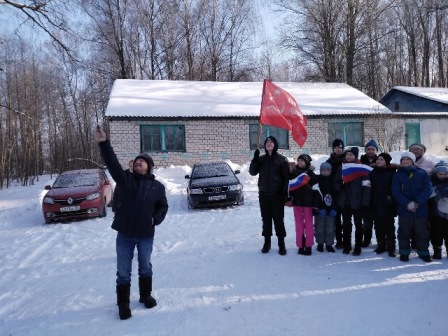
[44,185,51,190]
[234,170,240,174]
[185,175,190,179]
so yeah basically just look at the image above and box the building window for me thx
[328,122,363,147]
[249,124,289,149]
[141,125,185,152]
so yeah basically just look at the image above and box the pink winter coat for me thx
[415,155,435,175]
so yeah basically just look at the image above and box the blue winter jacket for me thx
[391,165,432,218]
[99,141,168,238]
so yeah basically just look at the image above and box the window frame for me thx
[327,122,364,147]
[140,125,186,152]
[249,124,289,150]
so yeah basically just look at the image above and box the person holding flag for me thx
[333,147,372,256]
[249,136,290,255]
[288,154,319,255]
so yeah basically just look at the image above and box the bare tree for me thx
[1,0,75,58]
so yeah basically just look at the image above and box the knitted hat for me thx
[409,143,426,153]
[365,139,379,151]
[345,147,359,158]
[298,154,312,167]
[134,152,154,173]
[264,136,279,152]
[433,161,448,174]
[332,139,344,149]
[320,161,332,172]
[377,152,392,166]
[400,151,416,164]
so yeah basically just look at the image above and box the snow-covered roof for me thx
[392,86,448,105]
[105,80,389,118]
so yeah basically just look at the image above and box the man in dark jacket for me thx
[249,136,290,255]
[95,129,169,320]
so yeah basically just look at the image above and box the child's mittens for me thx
[318,209,327,217]
[407,201,418,212]
[329,210,337,217]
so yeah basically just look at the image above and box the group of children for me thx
[288,139,448,263]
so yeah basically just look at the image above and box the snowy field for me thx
[0,152,447,336]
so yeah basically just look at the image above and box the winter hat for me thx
[433,161,448,174]
[134,152,154,172]
[264,136,279,153]
[320,162,332,172]
[409,143,426,153]
[400,151,416,164]
[365,139,379,151]
[298,154,312,167]
[345,146,359,158]
[332,139,344,149]
[377,153,392,166]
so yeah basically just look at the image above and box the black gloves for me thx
[253,149,260,161]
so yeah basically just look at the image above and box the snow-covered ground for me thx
[1,152,447,336]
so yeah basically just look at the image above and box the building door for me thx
[405,123,420,148]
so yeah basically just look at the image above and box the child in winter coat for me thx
[360,139,379,247]
[289,154,319,256]
[392,152,433,262]
[314,162,337,253]
[429,161,448,259]
[369,153,397,257]
[333,147,371,256]
[326,139,345,248]
[409,143,435,175]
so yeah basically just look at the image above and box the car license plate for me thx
[60,206,80,212]
[209,195,226,201]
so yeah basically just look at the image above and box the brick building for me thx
[105,80,391,168]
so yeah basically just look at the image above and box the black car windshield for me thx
[191,163,233,179]
[53,174,99,188]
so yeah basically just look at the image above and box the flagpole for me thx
[257,79,268,150]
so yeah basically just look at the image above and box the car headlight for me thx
[86,192,100,201]
[43,197,54,204]
[229,184,242,191]
[190,188,203,194]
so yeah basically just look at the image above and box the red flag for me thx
[260,80,307,147]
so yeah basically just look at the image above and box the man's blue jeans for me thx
[116,232,154,285]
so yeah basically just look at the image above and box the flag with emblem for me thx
[260,80,307,147]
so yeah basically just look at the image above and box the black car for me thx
[185,161,244,209]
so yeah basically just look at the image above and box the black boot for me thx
[342,242,352,254]
[326,245,336,253]
[432,246,442,260]
[139,277,157,309]
[374,241,387,254]
[387,240,396,257]
[419,255,432,263]
[303,246,312,255]
[278,237,287,255]
[298,247,304,255]
[317,244,324,252]
[261,236,271,254]
[362,230,372,248]
[116,284,132,320]
[352,245,362,256]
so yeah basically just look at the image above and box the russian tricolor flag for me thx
[289,173,310,191]
[342,163,373,183]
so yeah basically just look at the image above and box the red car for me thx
[42,169,114,224]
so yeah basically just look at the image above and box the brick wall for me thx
[108,117,389,168]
